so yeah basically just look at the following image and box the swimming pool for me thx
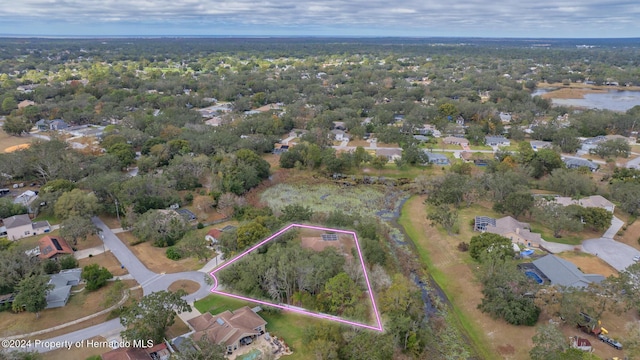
[237,349,262,360]
[525,270,543,284]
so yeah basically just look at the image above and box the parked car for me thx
[633,255,640,262]
[598,334,623,350]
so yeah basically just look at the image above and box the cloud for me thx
[1,0,640,37]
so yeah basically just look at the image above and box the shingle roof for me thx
[3,214,31,229]
[38,236,73,259]
[188,306,267,347]
[532,255,604,288]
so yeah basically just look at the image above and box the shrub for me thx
[197,222,204,229]
[184,193,194,203]
[457,242,469,252]
[82,264,113,291]
[166,247,183,260]
[59,254,79,270]
[42,259,61,274]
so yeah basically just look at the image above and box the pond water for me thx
[532,89,640,112]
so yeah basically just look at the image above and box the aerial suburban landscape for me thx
[1,37,640,360]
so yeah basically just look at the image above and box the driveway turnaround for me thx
[582,238,640,272]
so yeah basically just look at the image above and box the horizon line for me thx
[0,34,639,40]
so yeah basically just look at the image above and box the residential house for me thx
[376,148,402,162]
[187,306,267,355]
[272,144,290,155]
[205,117,225,127]
[35,119,69,131]
[17,100,35,109]
[455,116,465,126]
[605,134,636,145]
[460,151,473,162]
[205,228,223,245]
[579,136,606,154]
[3,214,51,241]
[499,112,512,123]
[50,119,69,131]
[485,135,511,147]
[474,216,543,247]
[554,195,615,213]
[46,268,82,309]
[332,121,347,131]
[424,152,450,165]
[13,190,38,208]
[330,129,349,141]
[413,135,429,143]
[563,158,599,172]
[38,235,73,259]
[442,136,469,146]
[530,140,553,151]
[530,255,605,288]
[101,343,171,360]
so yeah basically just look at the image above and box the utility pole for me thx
[115,198,121,225]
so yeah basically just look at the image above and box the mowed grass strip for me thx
[398,196,498,360]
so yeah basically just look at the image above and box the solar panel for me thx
[216,318,225,326]
[321,233,338,241]
[51,238,63,251]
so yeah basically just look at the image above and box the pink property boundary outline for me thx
[209,223,383,332]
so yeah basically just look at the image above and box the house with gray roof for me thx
[485,135,511,147]
[3,214,50,241]
[424,152,450,165]
[531,255,604,288]
[530,141,553,151]
[554,195,615,212]
[563,158,599,172]
[46,268,82,309]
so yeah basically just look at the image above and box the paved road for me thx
[93,217,156,283]
[24,218,215,353]
[29,319,124,352]
[626,152,640,169]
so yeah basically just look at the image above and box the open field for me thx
[0,129,34,153]
[79,251,129,277]
[116,232,203,273]
[556,251,618,278]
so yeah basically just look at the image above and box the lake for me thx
[532,89,640,112]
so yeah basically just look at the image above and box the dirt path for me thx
[402,196,537,360]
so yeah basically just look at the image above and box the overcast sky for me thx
[1,0,639,38]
